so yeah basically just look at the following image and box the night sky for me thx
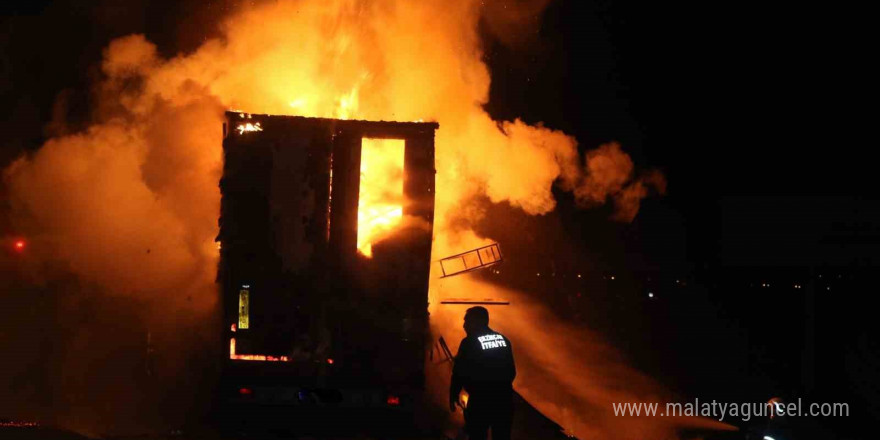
[1,0,874,267]
[480,1,875,269]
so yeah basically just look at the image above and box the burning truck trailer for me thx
[216,111,437,434]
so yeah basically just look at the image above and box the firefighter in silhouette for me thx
[449,306,516,440]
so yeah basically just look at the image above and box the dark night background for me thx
[1,0,876,438]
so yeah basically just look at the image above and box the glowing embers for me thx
[229,336,289,362]
[357,138,405,257]
[0,420,39,428]
[229,322,288,362]
[236,122,263,134]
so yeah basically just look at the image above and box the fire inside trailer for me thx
[217,112,436,410]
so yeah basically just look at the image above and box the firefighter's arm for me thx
[449,338,471,411]
[507,338,517,383]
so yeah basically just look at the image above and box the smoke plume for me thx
[3,0,667,436]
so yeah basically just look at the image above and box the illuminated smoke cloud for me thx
[569,142,668,222]
[3,0,668,436]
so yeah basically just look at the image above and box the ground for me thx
[1,391,575,440]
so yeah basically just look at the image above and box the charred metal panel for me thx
[271,132,332,273]
[327,128,361,270]
[402,134,436,307]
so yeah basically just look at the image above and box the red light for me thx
[327,358,334,364]
[387,395,400,406]
[14,240,25,251]
[0,421,39,428]
[239,387,253,396]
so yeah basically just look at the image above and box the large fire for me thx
[3,0,669,437]
[357,138,405,257]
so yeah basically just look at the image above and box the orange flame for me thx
[229,337,289,362]
[357,138,405,257]
[235,122,262,134]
